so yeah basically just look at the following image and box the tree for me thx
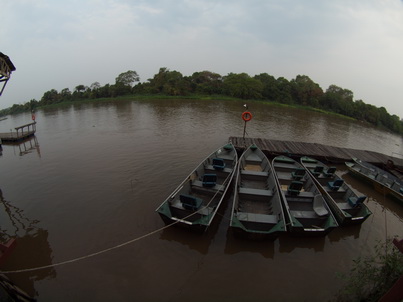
[254,73,280,101]
[223,73,263,99]
[321,84,354,115]
[290,75,323,107]
[148,67,190,95]
[90,82,100,91]
[115,70,140,87]
[41,89,60,105]
[72,85,88,99]
[89,82,101,98]
[276,77,293,104]
[74,85,86,93]
[60,88,72,101]
[190,71,223,94]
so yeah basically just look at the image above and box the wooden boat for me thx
[300,156,372,226]
[156,143,238,232]
[345,158,403,204]
[272,155,338,236]
[230,145,286,240]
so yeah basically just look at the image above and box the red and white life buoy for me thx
[242,111,252,122]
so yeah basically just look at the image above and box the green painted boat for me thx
[272,155,338,236]
[345,158,403,204]
[230,145,286,240]
[301,156,372,226]
[156,143,238,232]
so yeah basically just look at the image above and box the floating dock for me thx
[0,122,36,143]
[229,136,403,168]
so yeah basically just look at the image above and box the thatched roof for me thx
[0,52,16,71]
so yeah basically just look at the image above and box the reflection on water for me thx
[0,136,41,157]
[0,189,54,298]
[224,229,276,259]
[0,99,402,301]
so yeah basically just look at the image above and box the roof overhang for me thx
[0,52,16,96]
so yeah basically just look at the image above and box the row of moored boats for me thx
[156,143,403,239]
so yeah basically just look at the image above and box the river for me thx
[0,98,402,301]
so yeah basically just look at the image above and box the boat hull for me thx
[230,145,287,240]
[156,143,238,232]
[272,155,338,237]
[345,159,403,204]
[300,156,372,226]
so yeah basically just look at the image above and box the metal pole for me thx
[243,120,247,140]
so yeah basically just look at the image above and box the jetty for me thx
[230,136,403,168]
[0,122,36,143]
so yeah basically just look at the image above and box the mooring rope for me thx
[0,159,236,274]
[0,221,176,274]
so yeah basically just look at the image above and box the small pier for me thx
[230,136,403,167]
[0,122,36,143]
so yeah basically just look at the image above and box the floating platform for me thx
[0,122,36,143]
[229,136,403,168]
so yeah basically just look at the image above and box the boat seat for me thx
[348,196,366,208]
[202,174,217,187]
[239,187,273,197]
[287,181,303,196]
[212,158,225,170]
[179,194,203,211]
[206,165,232,174]
[245,153,262,163]
[191,180,224,192]
[290,210,319,219]
[313,194,328,216]
[324,167,336,177]
[311,166,324,177]
[339,202,351,210]
[297,191,315,198]
[291,168,306,180]
[237,212,278,224]
[241,170,269,177]
[327,179,344,191]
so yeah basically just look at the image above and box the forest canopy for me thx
[1,68,402,134]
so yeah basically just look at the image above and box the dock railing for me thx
[15,122,36,139]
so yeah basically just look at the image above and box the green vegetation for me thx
[335,238,403,302]
[1,68,402,134]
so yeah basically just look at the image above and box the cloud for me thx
[1,0,403,118]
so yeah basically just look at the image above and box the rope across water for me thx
[0,164,235,274]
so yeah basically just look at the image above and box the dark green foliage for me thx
[222,73,263,99]
[1,67,402,135]
[335,238,403,302]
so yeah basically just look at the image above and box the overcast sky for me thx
[1,0,403,118]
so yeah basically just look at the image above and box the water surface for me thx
[0,99,402,301]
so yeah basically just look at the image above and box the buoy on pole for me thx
[242,105,252,140]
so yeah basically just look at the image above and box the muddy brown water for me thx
[0,99,402,301]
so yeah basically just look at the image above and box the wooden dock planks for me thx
[0,122,36,143]
[229,136,402,167]
[0,131,36,143]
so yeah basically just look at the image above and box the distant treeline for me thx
[1,68,402,134]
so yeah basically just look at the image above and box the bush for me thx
[335,237,403,301]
